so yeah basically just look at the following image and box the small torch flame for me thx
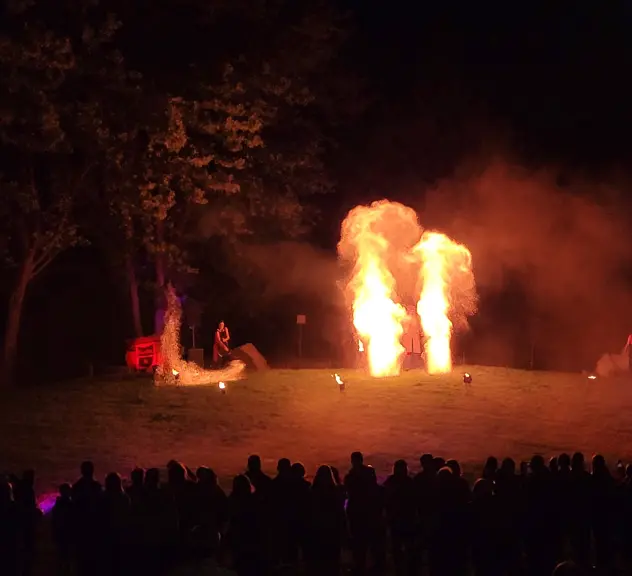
[588,375,597,380]
[334,373,344,386]
[358,340,364,353]
[219,381,226,390]
[172,369,179,376]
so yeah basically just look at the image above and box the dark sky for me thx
[343,2,632,167]
[315,2,632,247]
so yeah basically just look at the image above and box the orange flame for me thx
[338,201,412,377]
[339,201,476,377]
[413,232,474,374]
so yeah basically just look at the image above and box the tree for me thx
[0,1,128,383]
[93,0,362,333]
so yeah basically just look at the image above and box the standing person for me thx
[213,321,231,367]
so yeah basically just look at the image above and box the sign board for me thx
[296,314,307,325]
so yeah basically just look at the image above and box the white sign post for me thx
[296,315,306,358]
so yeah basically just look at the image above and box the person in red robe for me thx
[213,321,231,367]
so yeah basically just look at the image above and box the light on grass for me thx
[463,372,472,384]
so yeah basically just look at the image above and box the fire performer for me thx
[213,321,231,367]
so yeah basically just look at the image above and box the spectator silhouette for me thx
[166,460,198,560]
[271,458,294,566]
[569,452,591,569]
[344,452,385,574]
[288,462,311,565]
[548,456,563,560]
[482,456,498,481]
[433,456,446,471]
[470,478,501,576]
[445,459,471,506]
[414,453,437,555]
[71,461,102,576]
[126,467,144,507]
[445,459,470,572]
[100,472,131,575]
[228,474,263,576]
[245,455,272,495]
[14,469,39,576]
[126,467,145,573]
[495,457,522,574]
[52,483,73,576]
[142,468,177,573]
[308,465,345,576]
[524,455,556,576]
[384,459,417,576]
[429,466,467,576]
[0,478,19,576]
[196,466,228,559]
[556,453,573,552]
[591,454,614,572]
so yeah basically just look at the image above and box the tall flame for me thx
[338,201,413,377]
[339,200,476,377]
[413,232,474,374]
[352,255,407,377]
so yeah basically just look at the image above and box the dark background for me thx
[4,2,632,382]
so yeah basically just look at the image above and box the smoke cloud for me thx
[423,159,632,368]
[238,241,341,302]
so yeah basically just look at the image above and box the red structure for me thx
[125,335,162,372]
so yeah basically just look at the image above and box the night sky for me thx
[3,2,632,381]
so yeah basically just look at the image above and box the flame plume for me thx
[339,200,476,377]
[413,232,475,374]
[156,286,245,386]
[338,201,417,377]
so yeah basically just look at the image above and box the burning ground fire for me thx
[338,200,476,377]
[155,286,245,386]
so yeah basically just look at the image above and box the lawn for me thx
[2,366,632,491]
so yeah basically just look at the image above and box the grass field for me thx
[2,366,632,492]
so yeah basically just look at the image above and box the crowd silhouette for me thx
[1,451,631,575]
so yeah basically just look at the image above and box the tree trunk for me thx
[2,253,34,387]
[125,253,143,338]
